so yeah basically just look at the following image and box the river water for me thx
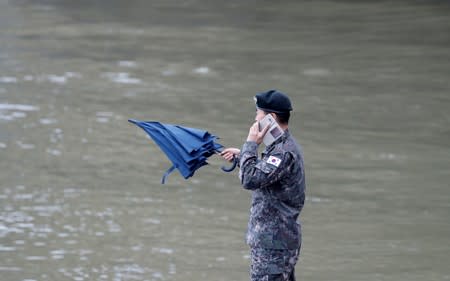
[0,1,449,280]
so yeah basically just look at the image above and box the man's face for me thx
[255,108,267,122]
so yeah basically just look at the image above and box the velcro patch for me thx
[266,155,282,167]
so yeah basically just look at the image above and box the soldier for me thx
[221,90,306,281]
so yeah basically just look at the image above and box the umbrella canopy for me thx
[129,119,236,184]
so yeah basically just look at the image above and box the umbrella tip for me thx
[128,119,138,124]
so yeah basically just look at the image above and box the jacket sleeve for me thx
[239,141,293,190]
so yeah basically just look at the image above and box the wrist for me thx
[243,141,258,150]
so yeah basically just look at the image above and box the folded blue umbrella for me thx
[129,119,237,184]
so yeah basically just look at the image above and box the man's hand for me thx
[247,121,270,145]
[220,148,240,162]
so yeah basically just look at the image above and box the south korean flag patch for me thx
[266,155,282,167]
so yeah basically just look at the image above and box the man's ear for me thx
[270,112,278,122]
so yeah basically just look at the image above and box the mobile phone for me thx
[259,114,284,146]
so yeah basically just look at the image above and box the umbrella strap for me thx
[161,165,177,184]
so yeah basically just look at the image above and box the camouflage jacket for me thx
[239,130,305,250]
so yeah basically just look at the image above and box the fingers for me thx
[220,148,240,162]
[247,121,270,144]
[224,154,234,162]
[221,152,234,162]
[221,148,233,154]
[221,148,240,155]
[247,122,260,142]
[251,121,260,134]
[261,123,271,136]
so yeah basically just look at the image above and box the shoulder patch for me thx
[266,155,282,167]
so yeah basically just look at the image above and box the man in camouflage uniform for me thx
[221,90,306,281]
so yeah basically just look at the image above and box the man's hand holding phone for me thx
[247,121,271,145]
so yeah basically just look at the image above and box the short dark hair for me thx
[264,111,290,125]
[275,112,290,124]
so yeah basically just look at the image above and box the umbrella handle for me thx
[221,156,238,173]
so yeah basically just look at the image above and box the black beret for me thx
[254,90,293,113]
